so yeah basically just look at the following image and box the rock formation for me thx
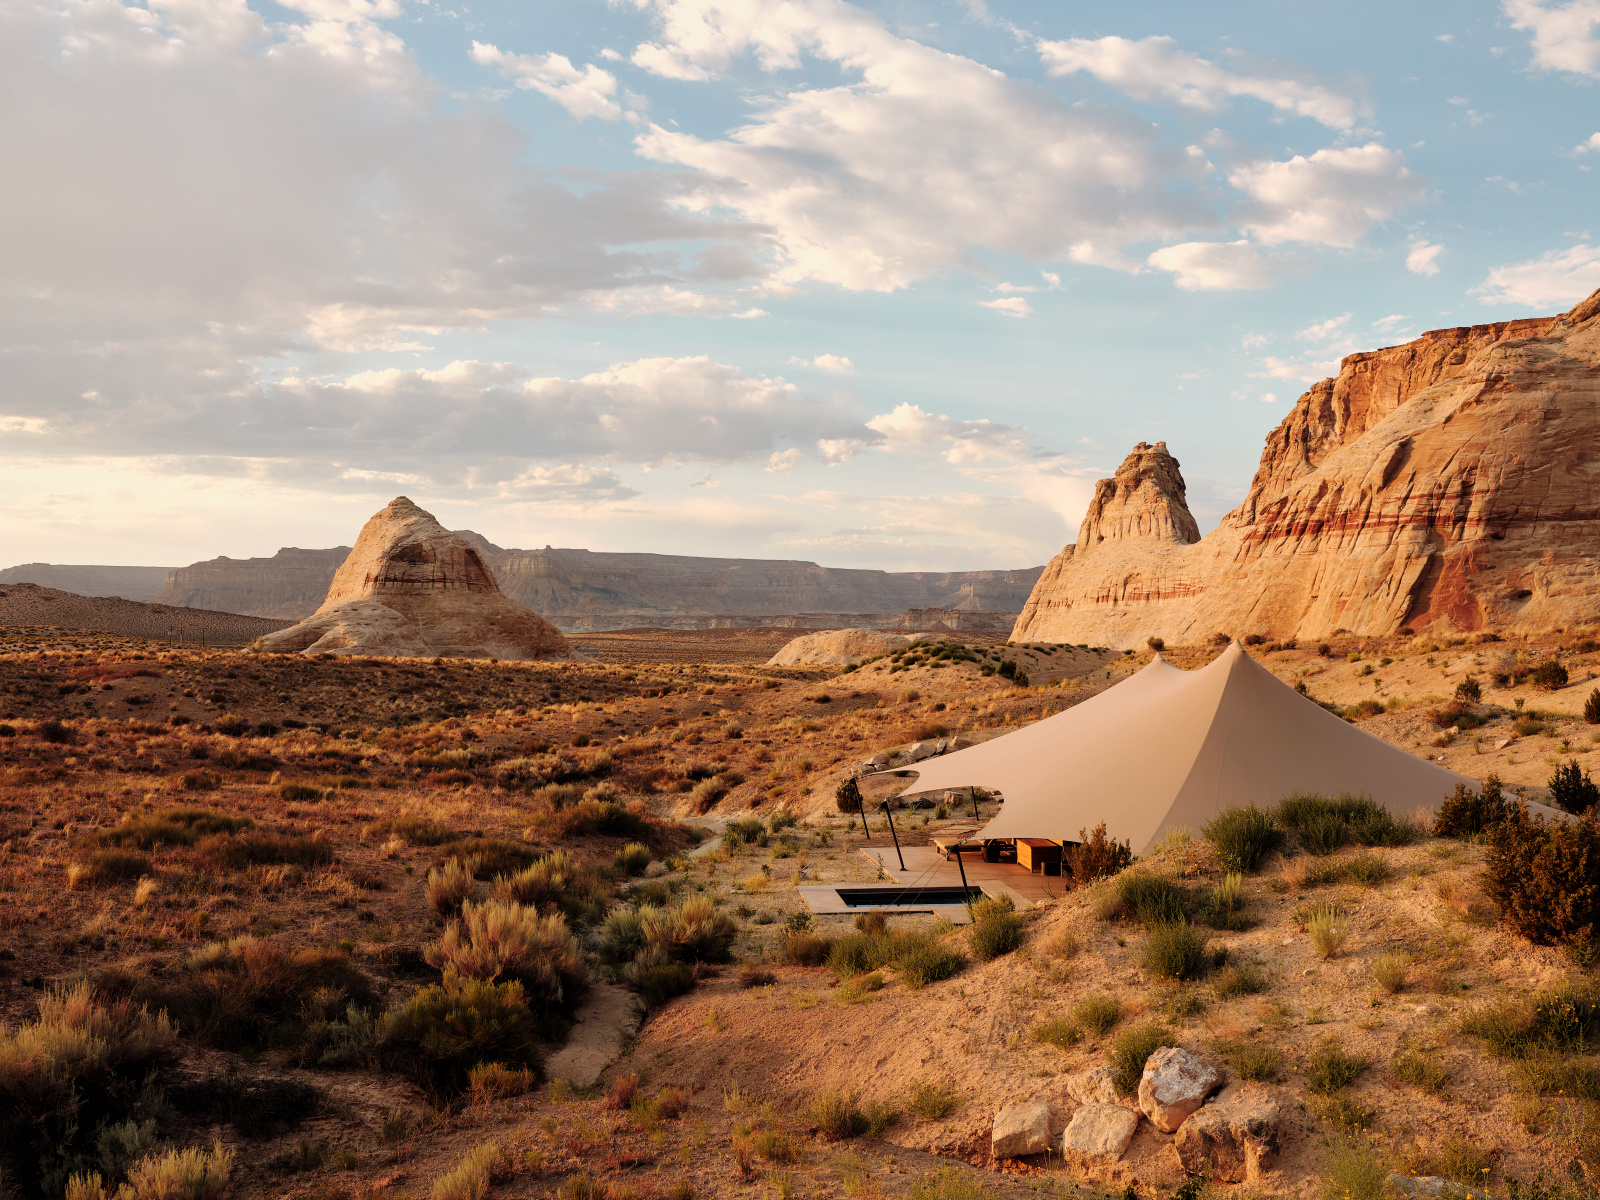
[154,547,351,619]
[766,629,912,667]
[0,564,171,602]
[259,498,576,661]
[1014,288,1600,647]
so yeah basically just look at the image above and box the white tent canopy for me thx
[903,641,1476,853]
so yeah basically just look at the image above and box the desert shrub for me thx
[1435,776,1512,838]
[627,960,695,1008]
[1306,903,1350,958]
[1298,811,1347,855]
[723,816,768,849]
[1146,636,1164,651]
[76,1140,236,1200]
[906,1078,960,1119]
[1211,961,1268,999]
[643,895,737,963]
[1030,1017,1082,1050]
[364,816,463,846]
[1460,982,1600,1058]
[1102,872,1189,926]
[1305,1039,1369,1093]
[494,850,610,920]
[1107,1022,1176,1095]
[431,1141,499,1200]
[1484,803,1600,945]
[1343,852,1389,886]
[781,931,835,966]
[1201,871,1252,929]
[1277,792,1417,851]
[806,1090,897,1140]
[379,972,538,1095]
[0,982,178,1195]
[600,906,650,964]
[1318,1141,1388,1200]
[1455,677,1483,703]
[1392,1049,1450,1097]
[1074,993,1122,1034]
[467,1061,533,1100]
[445,838,541,879]
[614,842,652,876]
[95,809,253,850]
[1143,921,1209,981]
[426,901,588,1015]
[1202,806,1280,873]
[967,895,1024,962]
[1064,822,1134,884]
[835,777,864,814]
[117,937,375,1053]
[893,941,964,989]
[1549,762,1600,815]
[1533,660,1570,690]
[1432,699,1486,730]
[278,783,324,803]
[1586,689,1600,724]
[197,830,331,869]
[529,798,650,842]
[1213,1038,1280,1081]
[737,963,776,988]
[427,856,481,917]
[38,717,76,743]
[1371,952,1408,994]
[73,849,153,885]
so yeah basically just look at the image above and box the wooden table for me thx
[1017,838,1063,873]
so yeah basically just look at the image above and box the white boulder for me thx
[991,1101,1053,1158]
[1138,1046,1224,1133]
[1062,1105,1138,1160]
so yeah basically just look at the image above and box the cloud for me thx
[980,297,1033,318]
[1260,392,1279,403]
[470,43,625,121]
[1230,144,1423,247]
[865,404,1040,464]
[787,354,855,373]
[1146,241,1274,290]
[1298,313,1352,341]
[1038,34,1357,129]
[1251,355,1342,383]
[1406,241,1445,277]
[1575,132,1600,153]
[628,0,1211,292]
[1472,243,1600,307]
[816,438,868,465]
[765,448,803,472]
[1504,0,1600,76]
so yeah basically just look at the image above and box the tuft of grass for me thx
[1213,1037,1280,1081]
[907,1169,996,1200]
[115,1140,234,1200]
[966,895,1024,963]
[1459,983,1600,1058]
[426,900,587,1017]
[1211,961,1268,999]
[1102,872,1189,926]
[1202,805,1280,873]
[1318,1141,1389,1200]
[1305,1038,1370,1094]
[1107,1022,1176,1095]
[431,1142,499,1200]
[1437,1136,1494,1186]
[907,1078,960,1119]
[1030,1017,1082,1051]
[1392,1049,1450,1098]
[1073,993,1122,1035]
[806,1090,899,1141]
[1307,903,1350,959]
[614,842,652,876]
[1142,921,1209,980]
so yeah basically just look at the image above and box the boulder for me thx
[1065,1065,1120,1107]
[991,1101,1053,1158]
[1138,1046,1224,1133]
[766,628,911,667]
[1173,1084,1282,1183]
[260,497,577,662]
[1062,1105,1138,1160]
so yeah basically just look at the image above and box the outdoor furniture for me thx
[933,829,982,858]
[1017,838,1062,874]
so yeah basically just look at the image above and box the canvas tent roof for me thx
[902,641,1477,853]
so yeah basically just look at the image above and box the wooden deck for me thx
[856,845,1068,905]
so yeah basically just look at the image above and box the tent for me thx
[902,641,1477,853]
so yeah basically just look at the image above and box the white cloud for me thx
[470,43,625,121]
[0,415,50,435]
[1472,243,1600,307]
[1038,35,1358,129]
[1230,144,1423,247]
[1251,355,1342,383]
[1371,313,1413,332]
[1146,241,1274,290]
[865,404,1037,464]
[1406,241,1445,277]
[816,438,868,465]
[1260,392,1279,403]
[1298,313,1352,341]
[1504,0,1600,76]
[980,297,1033,318]
[498,464,638,501]
[1575,132,1600,152]
[788,354,855,373]
[628,0,1210,291]
[765,448,803,472]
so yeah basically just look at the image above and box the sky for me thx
[3,0,1599,571]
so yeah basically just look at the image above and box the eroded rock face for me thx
[991,1101,1053,1158]
[1172,1084,1281,1182]
[1062,1105,1138,1160]
[260,498,576,661]
[1014,289,1600,646]
[1137,1046,1224,1133]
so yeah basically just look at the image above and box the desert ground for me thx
[2,622,1596,1200]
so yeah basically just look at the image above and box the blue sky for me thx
[2,0,1597,570]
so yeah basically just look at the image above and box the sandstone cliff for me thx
[260,498,576,661]
[153,547,352,619]
[1014,288,1600,647]
[0,564,170,601]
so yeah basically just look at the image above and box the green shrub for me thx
[1484,804,1600,945]
[1202,806,1280,873]
[1343,852,1389,886]
[1064,822,1133,884]
[614,842,652,876]
[99,1140,234,1200]
[967,896,1024,963]
[1298,811,1347,855]
[95,809,253,849]
[1211,961,1268,999]
[628,961,695,1008]
[1460,983,1600,1058]
[781,932,835,966]
[1392,1049,1450,1097]
[379,972,538,1095]
[1030,1017,1082,1050]
[1549,762,1600,815]
[1435,776,1511,838]
[906,1078,960,1119]
[1213,1038,1279,1081]
[426,901,587,1015]
[835,777,864,814]
[197,830,332,869]
[1102,872,1189,926]
[493,850,609,919]
[0,982,178,1195]
[1073,993,1122,1035]
[427,856,480,917]
[642,895,737,963]
[278,783,324,802]
[74,849,153,884]
[363,816,463,846]
[448,837,542,879]
[1533,660,1569,690]
[722,816,768,849]
[1586,688,1600,725]
[1371,952,1408,994]
[895,941,964,990]
[806,1090,898,1140]
[1143,921,1208,981]
[1305,1039,1369,1093]
[1107,1022,1175,1095]
[1318,1141,1389,1200]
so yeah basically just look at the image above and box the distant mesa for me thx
[1014,287,1600,648]
[0,563,169,602]
[260,497,577,661]
[767,628,912,667]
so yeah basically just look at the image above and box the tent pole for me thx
[970,786,979,822]
[954,846,969,894]
[878,801,906,872]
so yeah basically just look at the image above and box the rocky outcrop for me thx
[1138,1046,1224,1133]
[766,629,912,666]
[991,1101,1054,1158]
[1014,288,1600,646]
[259,498,575,661]
[0,582,290,647]
[1172,1084,1281,1182]
[1062,1105,1138,1160]
[153,547,352,619]
[1064,1066,1121,1107]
